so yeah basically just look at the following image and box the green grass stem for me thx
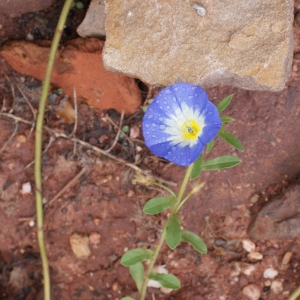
[34,1,73,299]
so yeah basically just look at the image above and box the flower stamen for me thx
[182,120,201,140]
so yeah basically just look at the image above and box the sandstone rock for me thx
[242,284,261,300]
[0,39,142,114]
[247,252,263,262]
[271,280,283,294]
[103,0,293,91]
[0,0,54,16]
[77,0,106,38]
[70,233,91,259]
[248,185,300,240]
[242,239,256,253]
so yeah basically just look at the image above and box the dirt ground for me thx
[0,1,300,300]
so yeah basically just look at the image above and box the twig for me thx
[18,166,88,221]
[46,166,88,207]
[25,136,55,169]
[71,87,78,156]
[106,114,133,147]
[105,110,124,153]
[15,84,36,139]
[4,73,15,113]
[0,122,18,153]
[0,112,177,187]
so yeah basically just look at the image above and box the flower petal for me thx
[142,83,221,166]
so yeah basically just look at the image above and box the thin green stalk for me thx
[140,163,194,300]
[288,286,300,300]
[34,1,73,299]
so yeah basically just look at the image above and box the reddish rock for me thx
[248,185,300,240]
[0,0,55,16]
[0,38,142,114]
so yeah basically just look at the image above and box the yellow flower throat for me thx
[182,120,201,140]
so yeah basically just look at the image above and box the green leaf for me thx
[121,249,154,267]
[76,2,84,9]
[220,116,234,123]
[122,125,129,133]
[217,94,233,113]
[143,196,177,215]
[148,273,180,290]
[202,155,241,170]
[130,262,144,292]
[190,154,203,180]
[121,297,134,300]
[166,214,181,249]
[206,140,214,154]
[218,130,244,152]
[181,230,207,254]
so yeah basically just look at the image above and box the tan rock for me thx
[77,0,106,38]
[0,39,142,114]
[103,0,293,91]
[242,284,261,300]
[70,233,91,259]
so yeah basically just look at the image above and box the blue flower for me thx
[142,83,222,166]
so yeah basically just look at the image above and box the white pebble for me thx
[242,284,261,300]
[29,220,35,227]
[271,280,283,294]
[247,252,263,261]
[263,267,278,279]
[243,265,256,276]
[21,182,31,194]
[242,239,256,253]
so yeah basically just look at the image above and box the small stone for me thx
[112,282,118,292]
[70,233,91,259]
[161,286,172,294]
[77,0,106,38]
[129,125,140,139]
[29,220,35,227]
[250,194,259,203]
[242,284,261,300]
[263,267,278,279]
[89,232,101,245]
[94,218,101,226]
[271,280,283,294]
[264,280,272,287]
[21,182,31,195]
[247,252,263,262]
[282,251,292,265]
[242,239,256,253]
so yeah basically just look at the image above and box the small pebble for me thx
[282,252,292,265]
[242,239,256,253]
[89,232,101,245]
[70,233,91,259]
[247,252,263,262]
[249,194,259,203]
[29,220,35,227]
[263,267,278,279]
[21,182,31,194]
[242,283,261,300]
[271,280,283,294]
[112,282,118,292]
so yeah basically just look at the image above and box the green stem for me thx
[139,163,194,300]
[288,286,300,300]
[34,1,73,300]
